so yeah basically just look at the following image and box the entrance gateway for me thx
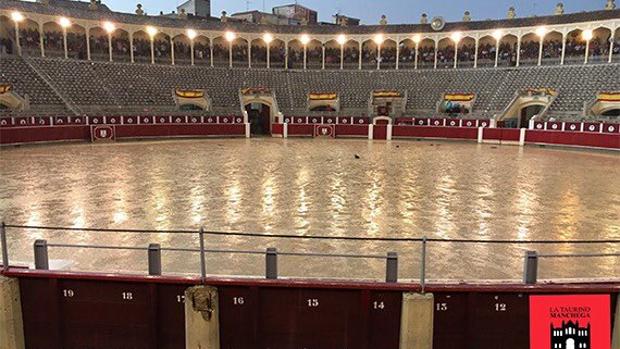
[239,87,281,136]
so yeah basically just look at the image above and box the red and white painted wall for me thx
[1,115,618,151]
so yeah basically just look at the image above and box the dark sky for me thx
[102,0,606,24]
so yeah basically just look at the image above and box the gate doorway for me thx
[519,105,544,128]
[245,103,271,135]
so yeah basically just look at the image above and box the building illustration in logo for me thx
[550,321,590,349]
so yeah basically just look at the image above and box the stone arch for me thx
[380,38,397,69]
[361,39,377,69]
[0,15,15,55]
[111,29,130,62]
[418,38,436,69]
[250,38,267,68]
[541,30,562,65]
[306,39,322,69]
[343,39,359,68]
[19,18,40,56]
[269,38,285,68]
[437,37,454,69]
[614,28,620,62]
[193,35,210,65]
[498,34,517,66]
[212,36,227,67]
[564,29,587,65]
[173,33,191,65]
[398,38,415,69]
[132,30,150,63]
[287,39,303,69]
[458,36,475,67]
[153,32,171,64]
[89,26,108,61]
[323,39,339,69]
[477,35,496,67]
[231,37,248,67]
[42,21,64,57]
[589,27,612,63]
[65,23,86,59]
[519,32,539,66]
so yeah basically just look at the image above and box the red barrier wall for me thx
[1,124,245,145]
[3,268,619,349]
[525,130,620,149]
[287,124,314,137]
[392,126,478,140]
[373,125,388,140]
[483,128,521,142]
[114,124,245,139]
[0,126,91,144]
[335,124,368,137]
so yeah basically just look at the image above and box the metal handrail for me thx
[2,222,620,286]
[4,224,620,244]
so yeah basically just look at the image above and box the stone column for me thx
[129,31,134,63]
[395,40,400,70]
[358,40,362,70]
[560,33,567,65]
[516,36,521,67]
[474,38,479,68]
[39,22,45,57]
[248,40,252,68]
[86,27,91,61]
[433,41,438,69]
[171,37,175,65]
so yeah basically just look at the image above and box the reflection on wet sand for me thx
[0,138,618,281]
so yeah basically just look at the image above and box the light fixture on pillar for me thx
[373,33,385,45]
[58,17,72,28]
[412,34,422,44]
[492,30,502,68]
[337,34,346,70]
[11,11,24,22]
[450,31,462,43]
[300,34,310,45]
[224,31,236,42]
[187,29,197,40]
[103,21,116,34]
[58,17,71,29]
[146,26,158,38]
[103,21,116,62]
[535,27,546,66]
[187,29,197,65]
[300,34,310,69]
[336,34,346,45]
[583,29,593,64]
[263,33,273,68]
[146,26,158,64]
[58,17,71,59]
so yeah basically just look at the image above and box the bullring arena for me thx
[0,0,619,348]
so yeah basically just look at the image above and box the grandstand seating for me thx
[1,56,619,119]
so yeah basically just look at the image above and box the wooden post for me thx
[399,292,434,349]
[185,286,220,349]
[0,276,25,349]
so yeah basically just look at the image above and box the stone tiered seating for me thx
[2,57,618,119]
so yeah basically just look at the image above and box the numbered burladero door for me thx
[19,277,189,349]
[218,286,402,349]
[433,292,529,349]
